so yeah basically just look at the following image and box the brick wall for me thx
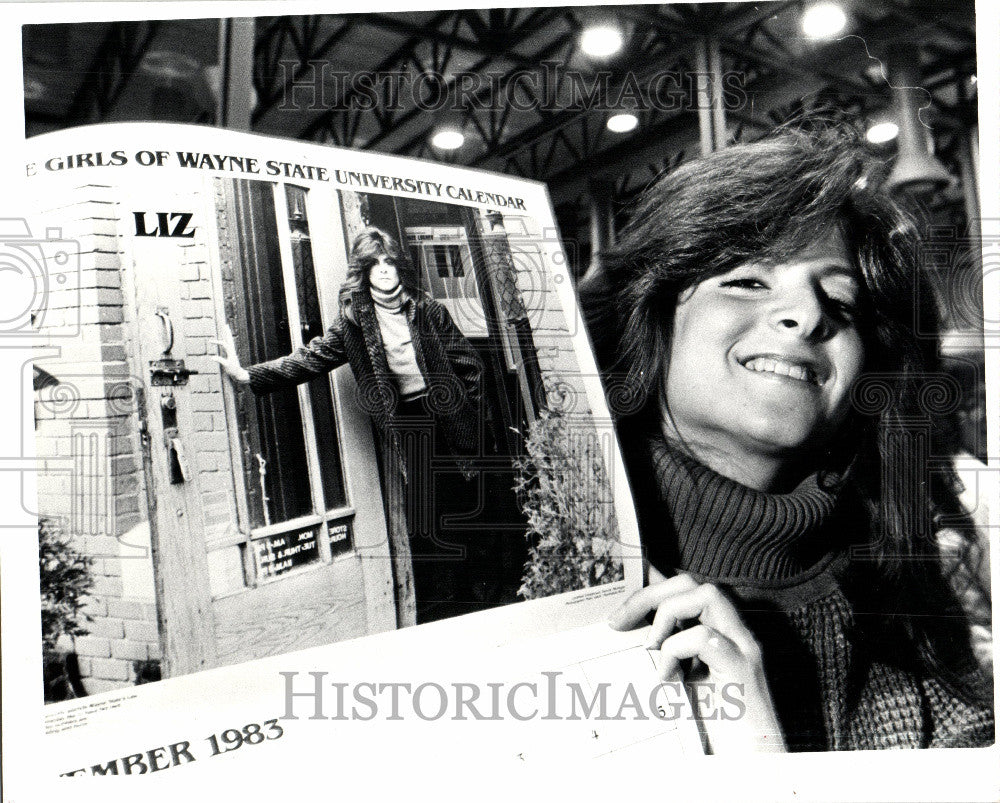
[173,203,240,559]
[35,184,160,695]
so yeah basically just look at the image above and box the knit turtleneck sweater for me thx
[369,285,426,399]
[651,440,846,585]
[640,437,994,751]
[370,283,405,312]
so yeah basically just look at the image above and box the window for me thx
[406,226,486,337]
[227,181,353,584]
[418,239,474,300]
[430,244,465,278]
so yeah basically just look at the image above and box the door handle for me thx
[155,306,175,355]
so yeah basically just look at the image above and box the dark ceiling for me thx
[20,2,985,456]
[22,3,979,247]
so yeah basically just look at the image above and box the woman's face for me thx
[368,255,401,292]
[664,229,866,465]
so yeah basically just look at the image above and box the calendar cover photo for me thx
[12,121,657,777]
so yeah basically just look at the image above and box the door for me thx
[125,175,395,678]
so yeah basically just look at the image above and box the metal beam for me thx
[546,63,835,204]
[360,24,578,153]
[66,21,160,123]
[253,17,356,124]
[297,10,456,141]
[619,7,875,98]
[879,0,976,42]
[467,50,687,171]
[463,5,821,174]
[363,11,545,69]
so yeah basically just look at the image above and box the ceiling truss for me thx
[23,4,978,214]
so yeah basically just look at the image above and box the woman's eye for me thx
[721,278,767,290]
[829,297,859,318]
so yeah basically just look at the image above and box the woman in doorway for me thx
[212,227,496,623]
[600,127,993,752]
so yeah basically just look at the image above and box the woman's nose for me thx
[769,287,827,339]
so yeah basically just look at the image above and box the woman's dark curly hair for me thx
[340,227,420,324]
[599,126,987,697]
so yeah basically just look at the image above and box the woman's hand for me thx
[609,568,786,754]
[208,325,250,384]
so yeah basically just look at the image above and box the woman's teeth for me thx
[743,357,817,384]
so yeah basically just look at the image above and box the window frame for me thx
[233,182,356,588]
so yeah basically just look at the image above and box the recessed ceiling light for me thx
[581,25,623,58]
[866,121,899,144]
[802,2,848,40]
[607,113,638,133]
[431,129,465,150]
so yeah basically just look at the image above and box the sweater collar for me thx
[370,284,405,312]
[648,437,850,584]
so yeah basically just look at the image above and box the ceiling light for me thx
[581,25,623,58]
[607,113,638,133]
[431,129,464,150]
[884,47,951,195]
[802,2,848,40]
[866,121,899,144]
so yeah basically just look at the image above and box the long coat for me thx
[247,290,485,473]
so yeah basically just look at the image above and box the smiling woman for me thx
[663,230,866,492]
[597,127,993,752]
